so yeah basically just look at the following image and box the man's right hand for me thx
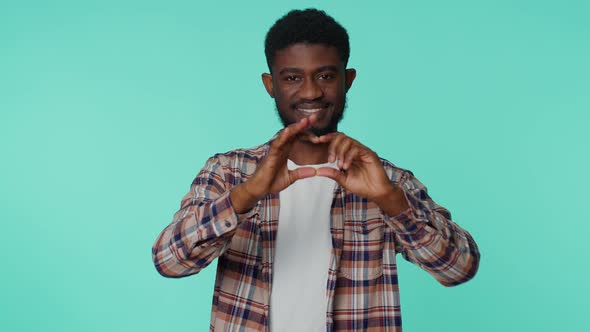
[230,115,319,214]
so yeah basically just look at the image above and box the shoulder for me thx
[211,141,269,165]
[201,141,270,180]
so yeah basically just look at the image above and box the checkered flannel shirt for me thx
[152,139,479,331]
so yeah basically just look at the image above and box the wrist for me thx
[230,182,262,214]
[372,184,410,217]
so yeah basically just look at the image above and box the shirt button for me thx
[225,221,232,228]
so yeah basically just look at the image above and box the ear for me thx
[344,68,356,92]
[261,73,275,98]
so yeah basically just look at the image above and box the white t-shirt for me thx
[269,159,338,332]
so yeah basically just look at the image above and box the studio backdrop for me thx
[1,1,588,331]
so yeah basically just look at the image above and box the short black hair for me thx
[264,9,350,71]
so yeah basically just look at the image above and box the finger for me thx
[295,130,319,143]
[279,115,318,145]
[293,113,321,142]
[301,132,326,144]
[334,138,354,168]
[292,113,319,134]
[314,132,338,144]
[342,146,361,170]
[288,167,317,183]
[327,133,347,163]
[316,167,346,186]
[282,118,309,142]
[306,113,319,127]
[271,118,310,155]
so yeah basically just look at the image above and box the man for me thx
[152,8,479,332]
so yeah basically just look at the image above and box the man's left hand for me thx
[311,132,410,216]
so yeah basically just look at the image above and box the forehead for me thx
[272,43,343,73]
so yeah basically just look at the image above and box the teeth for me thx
[298,108,323,113]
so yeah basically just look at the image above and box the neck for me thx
[288,139,330,165]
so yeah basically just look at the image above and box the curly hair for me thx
[264,8,350,71]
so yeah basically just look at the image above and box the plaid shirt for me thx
[152,138,480,332]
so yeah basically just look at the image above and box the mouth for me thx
[297,108,324,114]
[294,103,331,115]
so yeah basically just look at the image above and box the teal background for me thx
[1,0,588,331]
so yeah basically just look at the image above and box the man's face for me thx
[262,43,356,136]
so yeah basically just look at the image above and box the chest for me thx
[225,189,392,283]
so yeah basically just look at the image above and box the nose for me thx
[298,78,323,100]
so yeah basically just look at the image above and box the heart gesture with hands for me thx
[308,133,410,216]
[310,133,393,201]
[244,116,319,199]
[231,115,409,216]
[230,115,319,213]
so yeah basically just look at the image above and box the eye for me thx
[318,73,335,80]
[285,75,301,81]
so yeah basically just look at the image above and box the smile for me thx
[297,108,324,114]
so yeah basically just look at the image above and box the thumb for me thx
[288,167,317,183]
[316,167,346,185]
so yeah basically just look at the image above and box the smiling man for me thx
[152,8,479,332]
[264,41,354,138]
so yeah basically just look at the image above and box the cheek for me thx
[274,92,294,111]
[275,87,297,103]
[274,93,288,107]
[322,83,345,97]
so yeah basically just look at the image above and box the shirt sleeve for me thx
[151,155,256,278]
[382,169,480,286]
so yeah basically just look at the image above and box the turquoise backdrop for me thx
[1,0,588,331]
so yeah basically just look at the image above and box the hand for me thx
[313,133,409,214]
[230,116,318,213]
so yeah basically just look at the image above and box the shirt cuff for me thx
[226,189,260,221]
[381,189,429,235]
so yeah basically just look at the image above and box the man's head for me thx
[262,9,356,136]
[264,9,350,71]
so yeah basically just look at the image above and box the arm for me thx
[151,156,249,278]
[313,132,479,287]
[152,116,320,278]
[381,168,480,287]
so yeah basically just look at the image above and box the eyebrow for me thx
[278,65,339,75]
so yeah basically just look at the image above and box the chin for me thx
[309,125,337,137]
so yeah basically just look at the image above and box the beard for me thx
[275,96,347,137]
